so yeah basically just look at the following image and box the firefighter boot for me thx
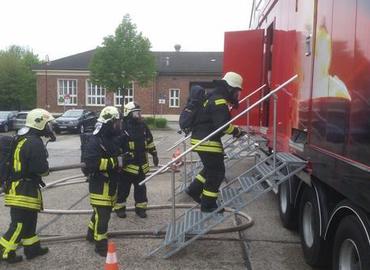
[95,239,108,257]
[24,243,49,260]
[86,228,94,243]
[135,208,147,218]
[185,180,203,204]
[115,207,127,218]
[200,196,224,214]
[0,250,23,264]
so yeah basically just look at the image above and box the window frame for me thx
[169,88,180,108]
[57,79,78,106]
[85,80,106,106]
[114,83,134,106]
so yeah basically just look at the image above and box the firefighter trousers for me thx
[116,170,147,209]
[187,152,225,207]
[0,207,41,259]
[87,206,111,251]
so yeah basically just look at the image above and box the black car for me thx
[0,111,18,132]
[54,109,97,134]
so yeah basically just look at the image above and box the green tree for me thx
[0,46,40,110]
[89,14,156,103]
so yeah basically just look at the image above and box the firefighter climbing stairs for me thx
[150,150,307,258]
[175,133,267,195]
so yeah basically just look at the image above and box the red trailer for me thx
[224,0,370,269]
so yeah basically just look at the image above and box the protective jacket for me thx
[191,86,238,153]
[4,135,49,211]
[84,134,120,207]
[120,119,157,175]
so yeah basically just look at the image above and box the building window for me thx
[114,83,134,106]
[86,81,106,106]
[57,79,77,105]
[169,88,180,108]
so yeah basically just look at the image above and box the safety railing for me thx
[139,74,298,235]
[165,83,267,190]
[166,83,266,153]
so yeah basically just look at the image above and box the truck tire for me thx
[333,215,370,270]
[278,179,297,230]
[299,186,329,267]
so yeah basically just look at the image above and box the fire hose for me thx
[2,163,254,245]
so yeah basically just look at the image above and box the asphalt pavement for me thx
[0,124,317,270]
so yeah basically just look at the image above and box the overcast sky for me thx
[0,0,252,61]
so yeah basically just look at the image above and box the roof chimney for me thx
[174,44,181,52]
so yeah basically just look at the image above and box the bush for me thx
[144,116,155,125]
[155,118,167,128]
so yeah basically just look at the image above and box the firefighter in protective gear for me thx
[0,108,55,264]
[186,72,245,212]
[114,102,158,219]
[84,106,121,257]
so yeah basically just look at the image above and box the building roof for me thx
[33,50,223,75]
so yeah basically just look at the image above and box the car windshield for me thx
[16,113,27,119]
[62,110,83,118]
[0,112,10,119]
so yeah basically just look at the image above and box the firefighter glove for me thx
[233,127,246,138]
[121,152,134,165]
[152,154,159,167]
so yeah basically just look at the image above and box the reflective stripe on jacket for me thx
[4,180,43,210]
[191,91,235,153]
[4,135,48,211]
[121,120,156,175]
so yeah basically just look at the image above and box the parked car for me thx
[53,109,97,134]
[13,111,29,131]
[0,111,18,132]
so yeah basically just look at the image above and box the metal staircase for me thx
[175,133,267,195]
[149,151,306,258]
[139,75,300,259]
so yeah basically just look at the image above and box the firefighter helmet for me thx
[97,106,120,123]
[123,102,141,117]
[222,72,243,89]
[25,108,55,131]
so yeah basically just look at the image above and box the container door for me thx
[223,30,264,126]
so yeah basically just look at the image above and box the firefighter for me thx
[84,106,121,257]
[0,108,55,263]
[114,101,159,219]
[185,72,245,212]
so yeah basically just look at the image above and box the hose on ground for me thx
[40,206,253,244]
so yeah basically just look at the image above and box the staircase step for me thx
[220,186,244,208]
[255,162,275,177]
[184,209,205,233]
[239,175,265,193]
[164,220,185,245]
[276,152,305,164]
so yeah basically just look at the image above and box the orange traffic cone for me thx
[172,148,183,167]
[104,241,119,270]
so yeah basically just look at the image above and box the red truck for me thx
[223,0,370,269]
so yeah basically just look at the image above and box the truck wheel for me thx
[299,186,329,267]
[333,215,370,270]
[278,179,297,230]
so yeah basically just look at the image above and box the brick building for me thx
[33,50,223,119]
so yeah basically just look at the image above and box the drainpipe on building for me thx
[44,55,50,110]
[153,73,158,118]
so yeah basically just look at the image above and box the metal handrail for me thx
[165,83,267,152]
[238,83,266,104]
[140,75,297,186]
[166,134,191,152]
